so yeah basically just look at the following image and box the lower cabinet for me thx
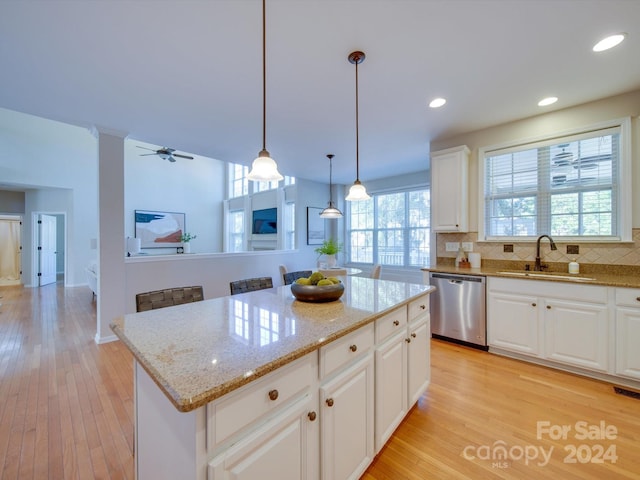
[320,353,374,480]
[545,298,608,372]
[135,295,432,480]
[488,291,540,356]
[615,288,640,380]
[374,297,431,453]
[407,318,431,405]
[374,330,407,452]
[488,277,609,372]
[208,394,318,480]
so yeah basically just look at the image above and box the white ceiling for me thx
[1,0,639,184]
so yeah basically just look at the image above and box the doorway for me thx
[33,212,66,287]
[0,215,22,286]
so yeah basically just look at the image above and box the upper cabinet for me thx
[430,145,470,232]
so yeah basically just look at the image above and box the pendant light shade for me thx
[345,51,370,201]
[248,0,283,182]
[320,154,343,218]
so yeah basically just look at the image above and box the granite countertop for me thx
[111,277,434,412]
[422,260,640,288]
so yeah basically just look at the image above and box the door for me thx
[0,217,22,286]
[208,394,317,480]
[38,214,57,286]
[545,299,608,372]
[488,291,540,356]
[320,354,374,480]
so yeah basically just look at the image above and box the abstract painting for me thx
[135,210,185,248]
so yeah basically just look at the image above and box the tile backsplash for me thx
[436,229,640,266]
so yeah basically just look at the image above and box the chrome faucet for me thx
[534,235,557,271]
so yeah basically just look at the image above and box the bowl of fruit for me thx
[290,271,344,303]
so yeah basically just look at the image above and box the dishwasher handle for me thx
[429,272,485,283]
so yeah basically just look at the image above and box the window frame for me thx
[478,117,632,243]
[346,186,430,268]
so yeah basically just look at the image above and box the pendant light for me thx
[320,154,343,218]
[247,0,283,182]
[345,51,370,201]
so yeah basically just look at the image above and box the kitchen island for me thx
[111,276,434,480]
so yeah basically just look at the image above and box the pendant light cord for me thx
[355,59,360,181]
[262,0,267,152]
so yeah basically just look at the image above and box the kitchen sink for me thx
[495,271,596,282]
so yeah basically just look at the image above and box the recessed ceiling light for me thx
[593,33,626,52]
[538,96,558,107]
[429,98,446,108]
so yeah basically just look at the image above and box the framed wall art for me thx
[135,210,185,248]
[307,207,324,245]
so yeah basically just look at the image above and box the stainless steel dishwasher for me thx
[428,272,487,349]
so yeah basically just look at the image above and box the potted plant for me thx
[314,238,342,268]
[180,233,197,254]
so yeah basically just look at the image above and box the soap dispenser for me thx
[455,246,466,267]
[568,259,580,274]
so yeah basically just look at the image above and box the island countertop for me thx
[111,277,434,412]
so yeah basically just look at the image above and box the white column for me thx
[93,126,128,344]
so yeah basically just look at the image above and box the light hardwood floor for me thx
[1,283,638,479]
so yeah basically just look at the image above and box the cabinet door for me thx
[616,307,640,380]
[374,331,407,453]
[407,318,430,407]
[544,299,608,372]
[488,292,540,356]
[320,354,374,480]
[208,394,318,480]
[431,146,469,232]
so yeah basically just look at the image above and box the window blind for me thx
[484,126,620,239]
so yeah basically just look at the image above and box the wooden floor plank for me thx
[1,282,639,479]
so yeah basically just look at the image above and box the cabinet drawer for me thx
[375,307,406,343]
[208,353,315,449]
[408,295,429,321]
[615,288,640,308]
[320,324,374,380]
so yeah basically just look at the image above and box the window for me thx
[481,119,631,241]
[347,188,430,267]
[229,164,248,198]
[228,210,245,252]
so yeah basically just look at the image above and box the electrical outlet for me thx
[446,242,460,252]
[462,242,473,252]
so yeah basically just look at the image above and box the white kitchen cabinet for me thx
[320,352,374,480]
[208,393,318,480]
[488,290,541,356]
[374,329,407,452]
[545,298,608,372]
[374,296,430,452]
[615,288,640,380]
[407,318,430,406]
[488,277,609,372]
[430,145,470,232]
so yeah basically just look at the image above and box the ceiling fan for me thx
[137,146,194,162]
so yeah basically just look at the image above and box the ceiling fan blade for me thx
[137,146,158,152]
[139,153,159,156]
[172,154,194,159]
[168,156,177,163]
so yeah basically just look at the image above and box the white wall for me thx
[125,140,226,254]
[0,108,97,286]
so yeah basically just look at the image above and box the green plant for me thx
[314,238,342,256]
[180,232,197,243]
